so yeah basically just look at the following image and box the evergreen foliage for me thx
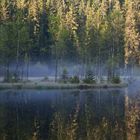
[0,0,139,81]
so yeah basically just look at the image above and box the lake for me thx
[0,88,139,140]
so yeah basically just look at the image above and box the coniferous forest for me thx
[0,1,140,139]
[0,0,140,81]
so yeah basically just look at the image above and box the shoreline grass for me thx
[0,82,128,90]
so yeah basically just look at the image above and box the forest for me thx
[0,0,140,82]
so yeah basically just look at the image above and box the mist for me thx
[1,60,140,84]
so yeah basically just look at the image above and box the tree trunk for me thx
[5,61,10,82]
[26,55,29,81]
[55,46,58,82]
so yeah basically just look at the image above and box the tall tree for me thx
[124,0,140,66]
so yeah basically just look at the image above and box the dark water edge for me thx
[0,89,139,140]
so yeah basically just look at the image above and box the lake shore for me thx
[0,82,128,90]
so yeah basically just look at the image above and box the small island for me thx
[0,82,128,90]
[0,68,128,90]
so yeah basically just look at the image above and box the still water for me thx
[0,88,139,140]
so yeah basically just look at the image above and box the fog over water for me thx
[1,61,140,83]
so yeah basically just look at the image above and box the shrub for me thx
[83,78,96,84]
[83,70,96,84]
[69,76,80,84]
[111,76,121,84]
[16,85,22,89]
[61,68,68,83]
[3,74,12,83]
[3,73,20,83]
[42,76,49,81]
[13,73,20,82]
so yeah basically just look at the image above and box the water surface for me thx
[0,88,139,140]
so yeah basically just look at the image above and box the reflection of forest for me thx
[125,90,140,140]
[0,90,139,140]
[49,90,126,140]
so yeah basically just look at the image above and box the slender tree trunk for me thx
[5,61,10,82]
[112,37,115,78]
[55,46,58,82]
[97,29,101,83]
[24,53,29,81]
[27,55,29,81]
[21,61,24,81]
[98,45,101,83]
[55,60,58,82]
[15,27,20,81]
[15,9,23,81]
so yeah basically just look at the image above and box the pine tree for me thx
[125,0,140,65]
[107,0,124,79]
[64,3,79,45]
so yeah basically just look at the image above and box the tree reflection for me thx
[0,90,139,140]
[125,89,140,140]
[49,101,80,140]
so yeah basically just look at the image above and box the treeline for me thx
[0,0,139,81]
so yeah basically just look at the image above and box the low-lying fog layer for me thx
[0,62,140,83]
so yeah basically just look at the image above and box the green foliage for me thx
[83,70,96,84]
[42,76,49,82]
[111,76,121,84]
[3,72,20,83]
[0,0,139,81]
[61,68,68,83]
[69,76,80,84]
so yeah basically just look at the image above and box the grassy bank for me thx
[0,82,128,90]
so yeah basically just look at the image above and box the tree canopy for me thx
[0,0,140,80]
